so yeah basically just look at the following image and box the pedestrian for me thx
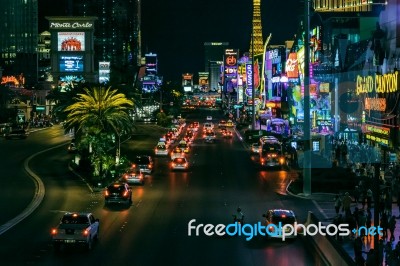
[397,190,400,218]
[366,189,373,210]
[342,192,353,217]
[389,215,396,242]
[353,185,361,205]
[365,249,376,266]
[366,208,372,233]
[334,194,342,215]
[381,211,389,240]
[354,236,364,265]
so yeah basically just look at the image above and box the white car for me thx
[122,170,144,185]
[171,157,189,171]
[155,144,169,156]
[170,147,185,160]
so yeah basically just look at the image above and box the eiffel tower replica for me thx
[249,0,264,57]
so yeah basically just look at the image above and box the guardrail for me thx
[303,211,356,266]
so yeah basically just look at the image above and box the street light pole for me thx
[251,27,256,130]
[303,0,312,195]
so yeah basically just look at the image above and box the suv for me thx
[132,155,154,174]
[104,183,132,206]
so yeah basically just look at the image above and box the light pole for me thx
[303,0,311,196]
[251,27,256,130]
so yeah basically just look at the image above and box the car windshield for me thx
[206,131,215,136]
[157,145,166,149]
[107,185,125,193]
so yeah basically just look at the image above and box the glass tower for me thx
[0,0,38,87]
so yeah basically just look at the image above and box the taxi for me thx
[178,140,190,153]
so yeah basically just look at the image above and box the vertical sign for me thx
[246,63,253,97]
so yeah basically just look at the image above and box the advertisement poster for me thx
[58,32,85,51]
[59,55,84,72]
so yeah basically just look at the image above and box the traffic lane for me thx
[0,125,71,226]
[0,144,99,264]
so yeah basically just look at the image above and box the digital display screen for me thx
[59,55,84,72]
[57,32,85,51]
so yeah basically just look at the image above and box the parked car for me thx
[262,209,299,239]
[5,129,28,140]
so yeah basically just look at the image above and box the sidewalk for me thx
[293,190,400,265]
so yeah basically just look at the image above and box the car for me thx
[178,140,190,153]
[262,209,299,239]
[104,182,132,205]
[155,144,169,156]
[218,120,227,128]
[122,169,144,185]
[171,157,189,171]
[193,121,200,128]
[170,146,185,160]
[251,143,261,154]
[132,155,154,174]
[5,129,28,140]
[226,119,235,127]
[206,116,212,121]
[51,212,99,252]
[222,130,233,138]
[203,130,216,143]
[203,122,213,132]
[67,142,77,153]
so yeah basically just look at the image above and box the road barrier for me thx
[302,211,356,266]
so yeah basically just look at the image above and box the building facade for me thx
[0,0,38,87]
[204,42,229,92]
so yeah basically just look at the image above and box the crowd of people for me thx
[332,160,400,265]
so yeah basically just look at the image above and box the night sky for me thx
[39,0,303,82]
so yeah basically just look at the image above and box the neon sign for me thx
[365,98,386,111]
[356,71,398,95]
[366,125,390,136]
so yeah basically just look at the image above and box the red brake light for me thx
[148,164,152,169]
[51,228,57,235]
[105,190,109,196]
[83,229,89,236]
[123,191,129,197]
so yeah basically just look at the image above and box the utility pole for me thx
[303,0,312,195]
[251,28,256,130]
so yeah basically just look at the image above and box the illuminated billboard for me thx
[58,32,85,51]
[59,55,84,72]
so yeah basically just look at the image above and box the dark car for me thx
[104,183,132,206]
[5,129,28,140]
[132,155,154,174]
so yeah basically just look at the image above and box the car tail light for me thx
[155,149,158,152]
[82,229,89,236]
[132,164,136,168]
[51,228,57,235]
[184,163,188,167]
[148,164,152,169]
[123,191,129,197]
[105,190,109,196]
[172,163,176,167]
[279,157,285,164]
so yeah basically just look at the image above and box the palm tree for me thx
[64,86,134,181]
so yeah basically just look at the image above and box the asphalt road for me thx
[0,109,326,266]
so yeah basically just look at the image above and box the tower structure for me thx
[249,0,264,57]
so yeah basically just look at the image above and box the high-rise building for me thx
[204,42,229,91]
[0,0,38,87]
[65,0,141,84]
